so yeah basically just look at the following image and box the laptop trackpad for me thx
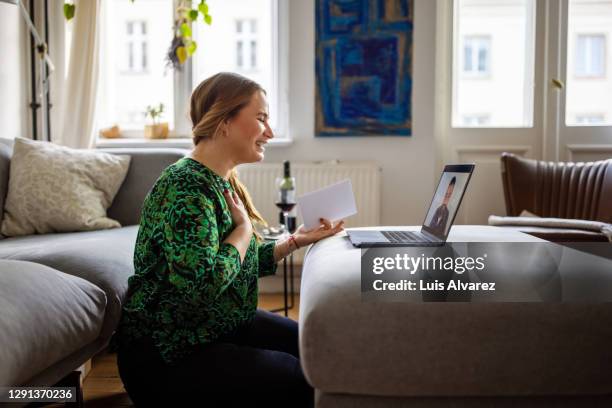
[349,230,388,243]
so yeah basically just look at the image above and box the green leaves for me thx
[198,1,209,15]
[188,2,211,25]
[63,3,75,20]
[145,103,165,122]
[180,22,192,38]
[199,0,212,25]
[186,40,197,56]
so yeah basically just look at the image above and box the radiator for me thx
[237,160,382,263]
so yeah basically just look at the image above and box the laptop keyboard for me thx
[381,230,437,243]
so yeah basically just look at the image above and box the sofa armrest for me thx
[101,148,188,226]
[488,215,609,231]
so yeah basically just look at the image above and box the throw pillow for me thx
[0,138,131,236]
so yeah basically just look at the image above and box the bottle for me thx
[284,161,298,233]
[276,161,296,212]
[280,161,295,203]
[276,161,297,231]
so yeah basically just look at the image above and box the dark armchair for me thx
[498,153,612,242]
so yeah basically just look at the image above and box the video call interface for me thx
[423,172,470,238]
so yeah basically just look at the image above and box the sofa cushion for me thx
[101,148,187,227]
[1,138,131,236]
[300,226,612,398]
[0,260,106,386]
[0,226,138,339]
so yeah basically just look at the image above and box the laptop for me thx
[347,164,475,247]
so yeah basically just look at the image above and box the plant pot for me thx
[144,122,169,139]
[99,125,121,139]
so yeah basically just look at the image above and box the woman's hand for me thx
[223,189,252,233]
[293,218,345,247]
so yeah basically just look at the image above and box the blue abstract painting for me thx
[316,0,413,137]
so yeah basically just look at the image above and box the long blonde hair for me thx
[190,72,268,238]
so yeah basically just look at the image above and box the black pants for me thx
[116,310,314,407]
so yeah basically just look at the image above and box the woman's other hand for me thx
[293,218,345,247]
[224,189,252,232]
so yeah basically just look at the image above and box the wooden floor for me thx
[79,294,300,407]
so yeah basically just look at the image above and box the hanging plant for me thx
[63,0,211,70]
[63,0,136,21]
[167,0,212,70]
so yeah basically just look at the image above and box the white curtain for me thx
[0,2,28,140]
[57,0,101,148]
[48,0,66,144]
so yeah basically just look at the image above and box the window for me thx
[236,40,243,67]
[235,19,258,71]
[462,36,491,76]
[96,0,286,139]
[193,0,285,134]
[462,114,491,126]
[441,0,612,227]
[575,34,606,78]
[575,114,605,125]
[565,1,612,126]
[125,21,148,73]
[97,0,174,133]
[452,0,536,128]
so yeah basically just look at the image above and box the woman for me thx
[114,72,344,406]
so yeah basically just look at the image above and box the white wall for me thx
[261,0,438,226]
[0,3,27,140]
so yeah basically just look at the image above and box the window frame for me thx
[97,0,290,146]
[573,33,607,79]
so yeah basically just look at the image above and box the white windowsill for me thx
[96,137,294,149]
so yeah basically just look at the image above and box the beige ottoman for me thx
[299,226,612,407]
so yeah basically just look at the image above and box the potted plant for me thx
[144,103,169,139]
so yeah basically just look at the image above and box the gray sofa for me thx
[0,140,187,388]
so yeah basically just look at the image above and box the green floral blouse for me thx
[115,157,278,364]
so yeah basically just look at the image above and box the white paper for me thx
[297,179,358,230]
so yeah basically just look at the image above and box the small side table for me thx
[265,234,295,317]
[265,236,296,317]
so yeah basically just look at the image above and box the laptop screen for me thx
[421,164,475,240]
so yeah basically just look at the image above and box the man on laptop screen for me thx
[427,176,455,237]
